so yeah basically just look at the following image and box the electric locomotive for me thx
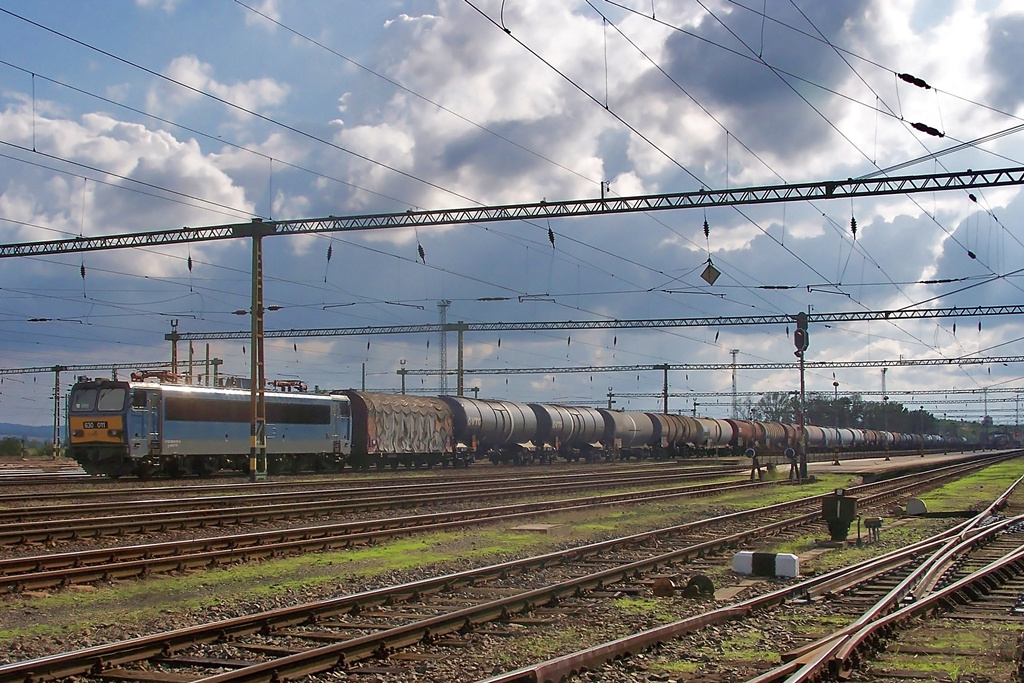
[68,378,351,478]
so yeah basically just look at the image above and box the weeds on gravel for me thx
[649,659,702,674]
[693,627,781,665]
[501,626,601,664]
[707,474,857,509]
[611,597,678,623]
[915,457,1024,512]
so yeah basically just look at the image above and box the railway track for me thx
[0,461,88,486]
[0,462,735,503]
[0,469,756,546]
[0,465,746,522]
[0,456,1004,683]
[0,455,1007,592]
[0,477,774,591]
[479,469,1024,683]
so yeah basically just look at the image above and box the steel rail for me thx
[176,479,938,683]
[0,463,731,504]
[473,455,1022,683]
[9,458,987,587]
[477,513,1020,683]
[0,480,759,592]
[760,515,1024,683]
[736,472,1024,683]
[0,491,829,682]
[0,475,765,547]
[0,467,742,524]
[0,462,981,683]
[831,537,1024,680]
[0,479,768,590]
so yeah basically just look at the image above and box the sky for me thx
[1,0,1024,428]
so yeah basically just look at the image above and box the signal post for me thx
[794,312,809,481]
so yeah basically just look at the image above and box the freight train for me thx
[66,377,951,478]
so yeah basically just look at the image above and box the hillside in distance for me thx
[0,423,52,441]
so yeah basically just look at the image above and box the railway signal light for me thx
[793,312,809,354]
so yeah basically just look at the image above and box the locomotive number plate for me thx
[83,421,108,429]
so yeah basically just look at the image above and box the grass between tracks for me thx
[5,459,1021,651]
[915,457,1024,512]
[0,471,853,645]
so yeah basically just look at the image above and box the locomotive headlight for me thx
[107,429,122,437]
[72,429,84,437]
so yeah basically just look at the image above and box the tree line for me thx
[737,392,998,441]
[0,437,54,458]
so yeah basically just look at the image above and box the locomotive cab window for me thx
[70,389,96,412]
[96,387,127,412]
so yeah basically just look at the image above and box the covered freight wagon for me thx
[343,391,463,469]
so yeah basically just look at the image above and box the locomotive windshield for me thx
[70,386,127,413]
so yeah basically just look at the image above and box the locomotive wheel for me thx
[164,460,183,479]
[133,463,156,480]
[190,458,216,478]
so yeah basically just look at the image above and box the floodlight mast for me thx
[3,167,1022,482]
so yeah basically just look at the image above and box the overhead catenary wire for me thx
[468,0,993,380]
[2,4,1022,419]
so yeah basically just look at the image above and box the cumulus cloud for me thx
[243,0,282,28]
[146,55,290,119]
[1,0,1022,425]
[135,0,178,12]
[0,98,254,276]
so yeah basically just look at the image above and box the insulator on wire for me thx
[187,255,193,272]
[968,194,977,203]
[967,250,977,259]
[548,227,555,247]
[327,244,333,262]
[703,219,710,240]
[417,244,426,263]
[850,216,857,240]
[911,122,943,138]
[898,72,931,89]
[80,264,86,279]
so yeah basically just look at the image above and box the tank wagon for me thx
[66,377,953,479]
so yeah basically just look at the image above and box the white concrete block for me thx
[733,550,754,574]
[775,553,800,578]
